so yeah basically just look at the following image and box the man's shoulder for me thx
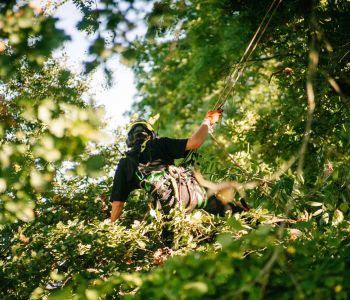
[149,137,188,159]
[150,137,177,144]
[117,156,135,169]
[149,137,169,147]
[149,136,182,150]
[115,157,127,171]
[118,156,128,164]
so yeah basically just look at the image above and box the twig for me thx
[338,49,350,63]
[296,15,319,182]
[194,155,296,198]
[283,264,305,298]
[209,132,249,176]
[318,69,350,110]
[165,20,183,62]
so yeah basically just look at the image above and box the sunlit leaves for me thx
[0,4,69,80]
[70,0,152,73]
[0,1,350,299]
[4,198,35,222]
[0,59,107,223]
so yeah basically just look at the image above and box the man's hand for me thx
[186,109,223,150]
[110,201,125,223]
[203,109,223,125]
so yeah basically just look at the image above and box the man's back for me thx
[110,137,189,203]
[110,110,224,222]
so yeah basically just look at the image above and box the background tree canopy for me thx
[0,0,349,299]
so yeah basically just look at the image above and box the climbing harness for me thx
[140,165,207,214]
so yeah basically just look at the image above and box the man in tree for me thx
[110,110,248,222]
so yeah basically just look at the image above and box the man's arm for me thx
[186,121,210,150]
[110,201,125,223]
[186,110,223,150]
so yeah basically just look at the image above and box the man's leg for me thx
[203,195,249,216]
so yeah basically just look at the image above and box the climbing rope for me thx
[213,0,282,110]
[198,0,284,182]
[185,0,283,176]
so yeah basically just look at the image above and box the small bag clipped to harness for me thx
[139,164,207,214]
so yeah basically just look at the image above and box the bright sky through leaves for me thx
[52,1,138,129]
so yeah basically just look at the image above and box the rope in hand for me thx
[202,0,283,179]
[185,0,282,170]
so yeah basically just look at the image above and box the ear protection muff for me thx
[126,119,156,148]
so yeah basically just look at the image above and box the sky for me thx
[51,1,139,130]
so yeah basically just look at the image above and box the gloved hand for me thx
[203,109,223,125]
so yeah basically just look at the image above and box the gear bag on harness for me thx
[138,163,207,215]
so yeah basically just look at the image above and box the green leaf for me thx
[183,281,208,294]
[306,201,323,207]
[339,203,348,213]
[86,155,106,172]
[136,240,146,249]
[312,208,324,217]
[217,233,233,248]
[227,217,245,230]
[121,273,142,286]
[85,289,99,300]
[48,287,73,300]
[50,270,65,281]
[331,209,344,226]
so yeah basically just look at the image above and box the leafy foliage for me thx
[0,59,105,223]
[1,0,350,299]
[0,3,69,79]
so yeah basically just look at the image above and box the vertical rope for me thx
[213,0,282,110]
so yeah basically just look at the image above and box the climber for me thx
[110,110,248,222]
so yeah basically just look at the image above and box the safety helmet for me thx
[126,118,156,148]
